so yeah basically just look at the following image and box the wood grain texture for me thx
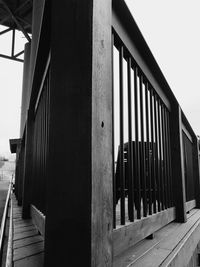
[14,235,43,249]
[113,207,175,257]
[92,0,113,265]
[45,1,112,266]
[186,200,196,213]
[30,205,45,236]
[13,242,44,261]
[170,104,186,222]
[131,210,200,267]
[14,253,44,267]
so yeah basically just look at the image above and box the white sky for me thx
[125,0,200,135]
[0,1,200,159]
[0,26,24,159]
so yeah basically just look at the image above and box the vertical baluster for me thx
[145,83,152,215]
[112,35,116,228]
[127,57,134,221]
[134,66,141,219]
[150,88,156,213]
[157,99,164,210]
[154,94,160,212]
[161,104,168,208]
[119,45,125,224]
[166,110,173,206]
[164,107,171,208]
[139,75,147,217]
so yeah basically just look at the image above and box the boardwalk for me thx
[12,196,44,267]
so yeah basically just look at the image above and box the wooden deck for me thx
[12,196,44,267]
[114,208,200,266]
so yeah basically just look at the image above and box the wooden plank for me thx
[133,210,200,267]
[113,207,175,256]
[14,225,36,234]
[14,242,44,261]
[30,205,45,236]
[14,235,43,249]
[14,252,44,267]
[114,221,181,267]
[13,229,39,241]
[14,222,33,229]
[161,211,200,266]
[186,200,196,213]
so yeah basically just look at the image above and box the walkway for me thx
[12,195,44,267]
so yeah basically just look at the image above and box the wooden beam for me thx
[45,0,112,266]
[192,136,200,208]
[113,207,175,257]
[170,104,186,222]
[30,205,45,237]
[22,108,34,219]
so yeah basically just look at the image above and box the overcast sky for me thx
[125,0,200,135]
[0,1,200,159]
[0,26,24,159]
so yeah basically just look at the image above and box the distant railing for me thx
[112,32,173,227]
[32,57,50,214]
[0,179,13,265]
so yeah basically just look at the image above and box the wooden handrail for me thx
[0,179,12,265]
[5,194,13,267]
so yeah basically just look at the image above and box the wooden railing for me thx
[112,33,173,228]
[111,1,200,258]
[0,179,13,266]
[31,57,50,215]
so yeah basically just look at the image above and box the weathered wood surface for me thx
[186,200,196,213]
[12,196,44,267]
[113,207,175,257]
[114,209,200,267]
[30,205,45,236]
[46,0,112,266]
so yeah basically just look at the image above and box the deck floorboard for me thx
[12,196,44,266]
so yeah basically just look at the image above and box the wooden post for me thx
[22,109,34,219]
[170,104,186,222]
[45,1,112,266]
[192,136,200,208]
[17,140,25,206]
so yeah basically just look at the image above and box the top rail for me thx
[0,178,13,264]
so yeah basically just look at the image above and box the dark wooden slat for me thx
[119,45,125,225]
[139,75,147,217]
[112,34,116,229]
[150,88,156,213]
[127,57,134,222]
[153,94,160,212]
[134,66,141,219]
[157,99,164,210]
[166,111,173,207]
[145,83,152,215]
[163,107,171,208]
[161,104,168,208]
